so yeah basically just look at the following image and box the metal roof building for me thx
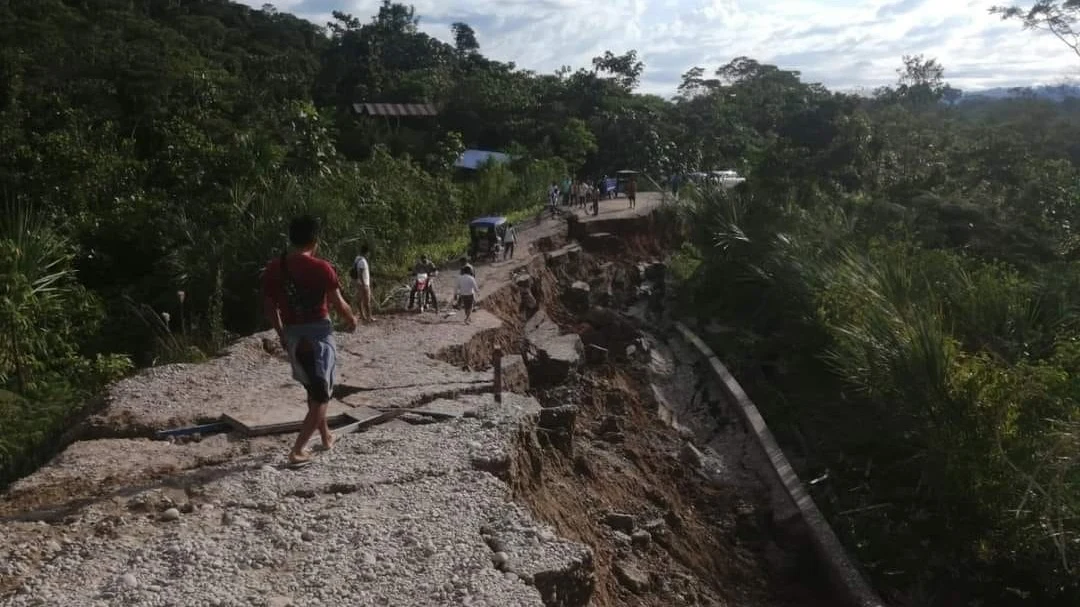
[454,149,512,170]
[351,103,439,117]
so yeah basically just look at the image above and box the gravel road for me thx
[0,193,669,607]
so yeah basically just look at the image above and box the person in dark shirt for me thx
[262,215,357,466]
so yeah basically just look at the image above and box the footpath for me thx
[0,195,671,606]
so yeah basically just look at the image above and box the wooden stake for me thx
[493,345,503,403]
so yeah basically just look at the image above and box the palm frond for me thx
[0,201,75,301]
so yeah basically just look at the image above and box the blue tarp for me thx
[469,216,507,228]
[455,149,512,170]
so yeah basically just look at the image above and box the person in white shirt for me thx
[455,266,480,324]
[351,245,373,323]
[502,222,517,260]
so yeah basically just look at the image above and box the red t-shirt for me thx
[262,252,340,326]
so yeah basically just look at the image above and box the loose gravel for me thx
[2,388,592,606]
[0,193,722,607]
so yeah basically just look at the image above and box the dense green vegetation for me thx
[0,0,1078,604]
[672,52,1080,607]
[0,0,575,485]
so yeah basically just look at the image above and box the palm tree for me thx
[0,202,78,392]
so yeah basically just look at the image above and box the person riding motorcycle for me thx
[408,255,439,311]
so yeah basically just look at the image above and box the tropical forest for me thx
[1,0,1079,605]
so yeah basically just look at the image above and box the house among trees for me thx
[351,102,439,132]
[453,149,512,171]
[351,103,439,118]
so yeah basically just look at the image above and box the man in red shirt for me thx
[262,215,357,465]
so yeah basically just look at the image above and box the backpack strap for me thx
[279,251,291,287]
[279,251,314,319]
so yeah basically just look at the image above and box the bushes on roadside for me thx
[676,185,1080,604]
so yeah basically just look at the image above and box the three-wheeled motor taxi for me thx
[615,170,638,197]
[468,216,507,263]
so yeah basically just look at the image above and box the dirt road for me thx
[0,191,827,607]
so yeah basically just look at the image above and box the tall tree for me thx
[451,22,479,55]
[992,1,1080,59]
[895,54,947,106]
[591,50,644,92]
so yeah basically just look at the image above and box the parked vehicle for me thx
[468,216,507,263]
[615,170,638,196]
[686,170,746,189]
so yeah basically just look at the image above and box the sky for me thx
[242,0,1080,96]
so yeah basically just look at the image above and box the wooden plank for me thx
[406,403,468,419]
[335,407,409,436]
[223,414,353,437]
[341,405,385,424]
[154,421,231,440]
[223,400,355,437]
[394,400,477,420]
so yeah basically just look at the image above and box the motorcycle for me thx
[413,273,429,312]
[412,271,438,312]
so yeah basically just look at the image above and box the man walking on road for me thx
[503,222,517,260]
[262,215,357,466]
[351,244,373,323]
[626,177,637,209]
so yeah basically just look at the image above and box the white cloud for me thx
[247,0,1080,95]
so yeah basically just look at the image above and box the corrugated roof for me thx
[454,149,512,170]
[352,103,438,117]
[469,216,507,227]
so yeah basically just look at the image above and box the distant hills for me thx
[959,84,1080,103]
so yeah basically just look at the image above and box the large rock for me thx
[581,308,643,361]
[525,310,584,386]
[539,405,577,432]
[564,281,591,314]
[525,310,561,342]
[528,334,584,386]
[500,354,530,394]
[603,512,635,533]
[582,232,623,254]
[544,243,583,266]
[538,405,577,455]
[613,561,650,594]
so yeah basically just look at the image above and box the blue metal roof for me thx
[469,216,507,227]
[454,149,512,170]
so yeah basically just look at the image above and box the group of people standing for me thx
[548,174,638,215]
[261,215,485,466]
